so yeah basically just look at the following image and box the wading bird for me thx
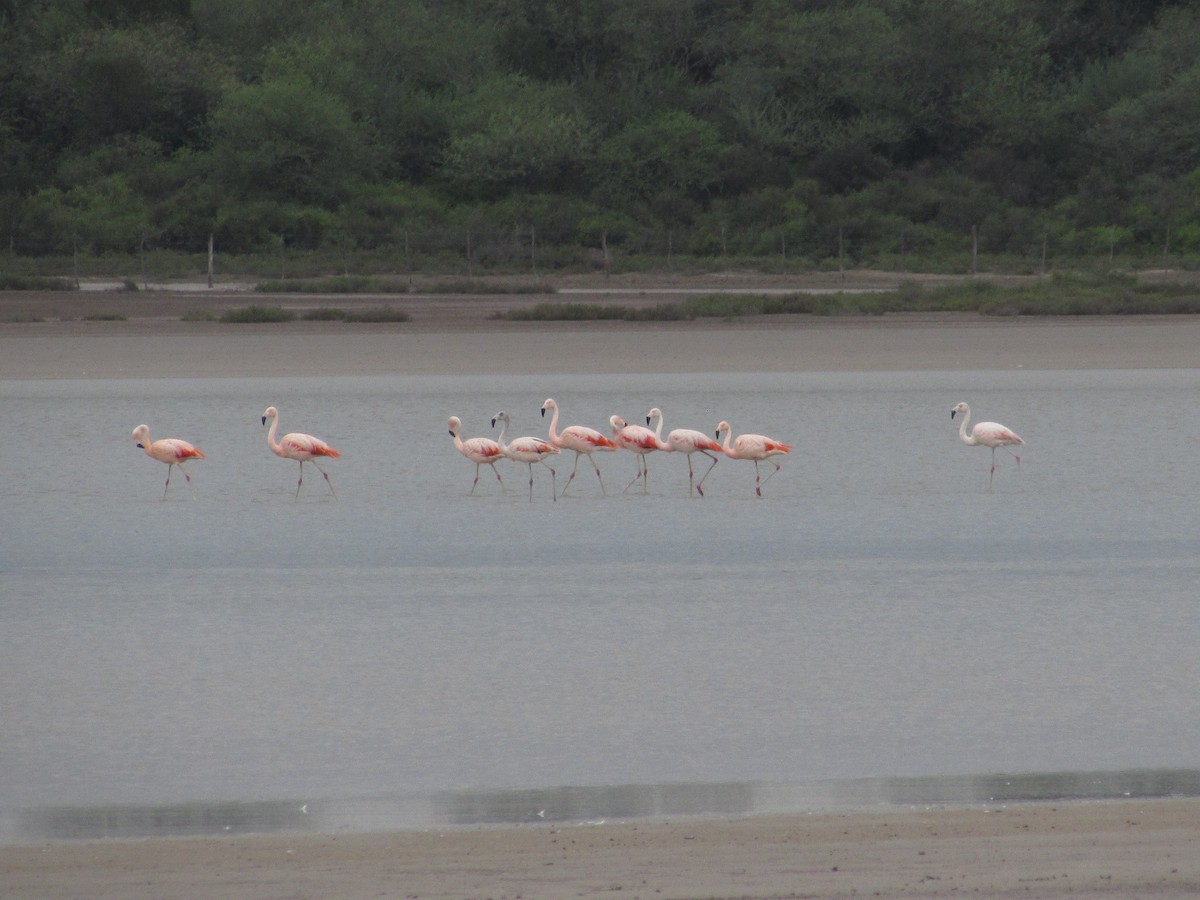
[132,424,205,499]
[610,414,668,493]
[448,415,505,494]
[715,421,791,497]
[645,407,723,497]
[540,398,618,496]
[492,410,559,501]
[951,401,1024,489]
[261,406,340,499]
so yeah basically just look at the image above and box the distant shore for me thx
[3,269,1200,377]
[3,798,1198,899]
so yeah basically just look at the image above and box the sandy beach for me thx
[3,799,1198,898]
[4,272,1199,898]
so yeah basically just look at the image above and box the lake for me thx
[3,368,1199,841]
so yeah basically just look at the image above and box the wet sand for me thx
[4,273,1200,897]
[2,799,1198,899]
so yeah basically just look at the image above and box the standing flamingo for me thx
[715,421,792,497]
[261,406,341,499]
[540,398,618,496]
[492,410,559,502]
[646,407,723,497]
[610,414,668,493]
[448,415,506,494]
[951,401,1024,489]
[131,424,205,499]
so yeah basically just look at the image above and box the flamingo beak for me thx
[645,416,651,425]
[540,407,546,417]
[261,416,267,425]
[951,410,957,420]
[491,418,497,427]
[136,442,145,449]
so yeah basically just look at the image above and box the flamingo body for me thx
[715,420,792,497]
[262,406,340,498]
[610,414,668,493]
[493,410,559,501]
[132,424,205,498]
[449,415,506,494]
[646,407,723,496]
[951,401,1024,489]
[541,398,617,496]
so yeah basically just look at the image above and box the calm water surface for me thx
[3,369,1199,840]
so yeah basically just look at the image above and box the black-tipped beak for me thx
[540,408,546,418]
[646,416,652,426]
[491,418,497,427]
[136,442,145,449]
[950,410,957,420]
[261,416,267,425]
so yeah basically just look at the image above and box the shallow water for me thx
[3,369,1200,841]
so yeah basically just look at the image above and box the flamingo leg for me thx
[591,453,607,495]
[561,452,583,496]
[470,461,481,493]
[544,462,557,502]
[162,464,173,499]
[758,461,782,487]
[695,452,719,497]
[311,460,337,498]
[754,460,763,497]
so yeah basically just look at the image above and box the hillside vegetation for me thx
[2,0,1200,276]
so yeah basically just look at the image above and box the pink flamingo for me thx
[951,401,1024,489]
[715,420,792,497]
[261,406,341,499]
[448,415,506,494]
[132,424,205,499]
[492,410,560,502]
[540,398,618,496]
[610,414,668,493]
[646,407,723,497]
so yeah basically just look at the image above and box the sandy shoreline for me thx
[3,798,1198,898]
[4,289,1200,378]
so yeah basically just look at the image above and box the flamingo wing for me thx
[973,423,1023,447]
[157,439,205,462]
[283,432,341,458]
[563,426,617,450]
[669,429,721,453]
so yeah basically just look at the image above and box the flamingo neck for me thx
[495,420,509,450]
[957,411,975,445]
[266,416,285,456]
[718,427,734,456]
[546,405,560,443]
[648,412,663,440]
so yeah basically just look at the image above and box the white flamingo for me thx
[715,420,792,497]
[610,414,669,493]
[492,410,560,502]
[132,424,205,499]
[261,406,340,499]
[448,415,506,494]
[540,398,618,496]
[951,401,1024,489]
[646,407,723,497]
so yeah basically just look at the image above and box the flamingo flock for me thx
[448,399,792,499]
[131,398,1023,500]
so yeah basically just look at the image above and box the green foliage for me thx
[4,0,1200,273]
[0,274,78,290]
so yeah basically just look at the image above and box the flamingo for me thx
[131,424,205,499]
[715,420,792,497]
[261,406,341,499]
[448,415,506,494]
[951,401,1024,489]
[610,414,668,493]
[646,407,723,497]
[492,410,560,502]
[540,398,618,496]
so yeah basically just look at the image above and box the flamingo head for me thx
[951,402,969,420]
[491,411,509,429]
[262,405,279,426]
[541,398,555,418]
[610,415,627,432]
[646,407,662,427]
[715,421,731,440]
[448,415,462,437]
[132,424,150,448]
